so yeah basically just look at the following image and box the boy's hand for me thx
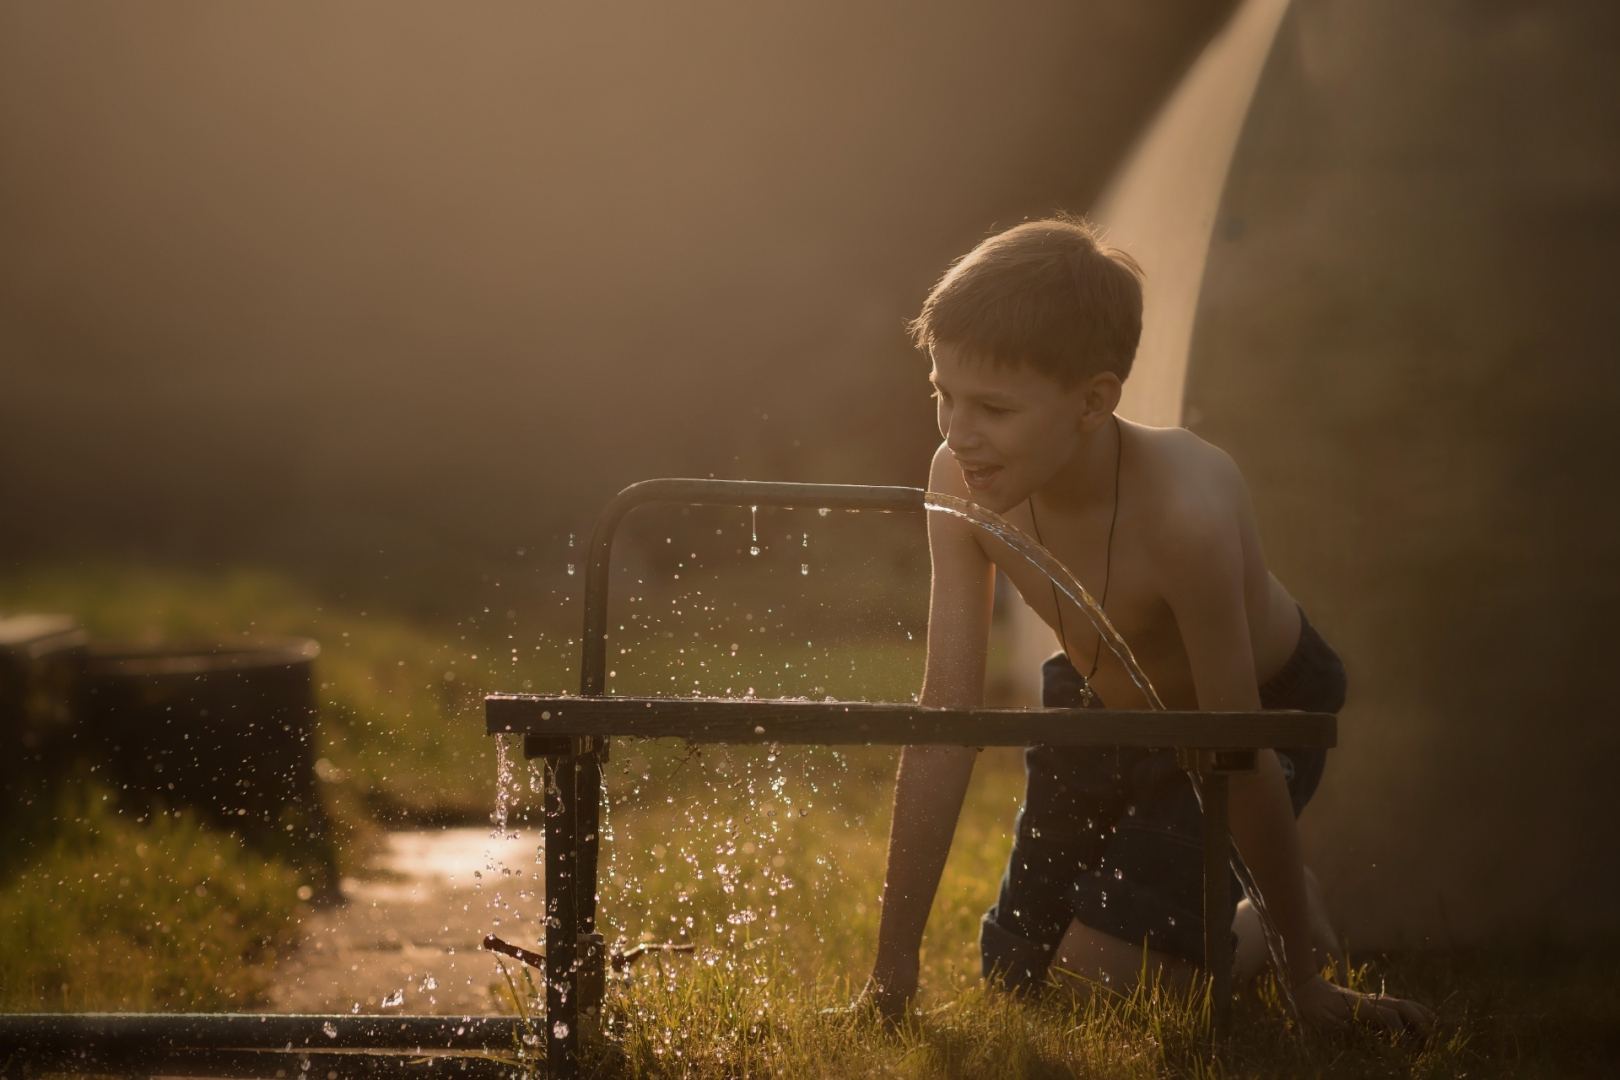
[860,953,920,1023]
[1293,975,1435,1033]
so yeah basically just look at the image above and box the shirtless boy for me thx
[866,216,1430,1030]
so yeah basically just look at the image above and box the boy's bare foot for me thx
[1294,975,1435,1033]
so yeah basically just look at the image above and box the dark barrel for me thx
[0,614,89,809]
[83,637,336,894]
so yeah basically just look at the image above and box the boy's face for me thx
[930,342,1111,513]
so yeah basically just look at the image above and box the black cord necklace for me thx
[1028,415,1122,691]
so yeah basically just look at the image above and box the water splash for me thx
[493,735,518,839]
[923,491,1299,1018]
[600,738,863,977]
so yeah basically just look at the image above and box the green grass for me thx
[0,564,522,1011]
[3,564,1617,1076]
[565,740,1017,992]
[501,929,1620,1079]
[492,738,1620,1078]
[0,561,931,1014]
[0,785,301,1011]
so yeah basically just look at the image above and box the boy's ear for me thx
[1075,372,1123,430]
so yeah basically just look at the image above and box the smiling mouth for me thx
[958,462,1002,490]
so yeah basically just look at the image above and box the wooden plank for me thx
[485,696,1335,749]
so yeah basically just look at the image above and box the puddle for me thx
[271,829,541,1015]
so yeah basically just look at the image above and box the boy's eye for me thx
[983,404,1010,416]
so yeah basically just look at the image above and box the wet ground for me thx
[271,829,542,1016]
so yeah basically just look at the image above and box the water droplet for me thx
[552,1021,570,1039]
[749,546,760,556]
[754,725,765,734]
[322,1021,338,1039]
[817,508,829,516]
[566,564,575,575]
[381,989,404,1008]
[423,975,438,990]
[800,564,809,575]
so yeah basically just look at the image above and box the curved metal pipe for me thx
[578,479,925,697]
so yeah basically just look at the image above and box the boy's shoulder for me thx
[1130,421,1241,491]
[1126,421,1251,558]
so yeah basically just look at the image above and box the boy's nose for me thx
[945,422,982,452]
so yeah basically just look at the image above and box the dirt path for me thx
[271,829,543,1016]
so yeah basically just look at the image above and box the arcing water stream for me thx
[923,492,1301,1017]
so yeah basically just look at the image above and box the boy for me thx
[865,216,1430,1030]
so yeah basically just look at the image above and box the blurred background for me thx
[1,0,1617,1013]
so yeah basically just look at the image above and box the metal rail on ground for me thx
[0,1014,525,1077]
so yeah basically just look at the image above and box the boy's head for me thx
[913,217,1145,509]
[909,215,1143,387]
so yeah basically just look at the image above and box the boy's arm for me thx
[1157,471,1432,1031]
[1155,508,1316,987]
[866,450,994,1017]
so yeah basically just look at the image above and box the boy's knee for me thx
[979,912,1053,993]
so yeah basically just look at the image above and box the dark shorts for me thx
[979,609,1345,990]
